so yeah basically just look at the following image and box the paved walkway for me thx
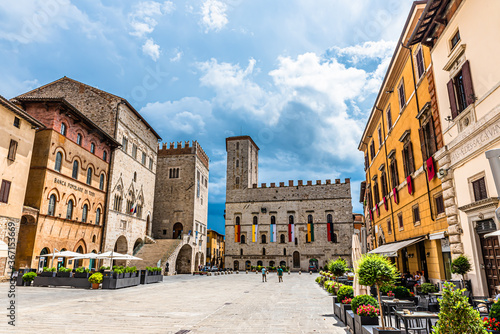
[1,272,347,333]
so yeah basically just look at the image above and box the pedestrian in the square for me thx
[262,267,267,282]
[277,267,283,282]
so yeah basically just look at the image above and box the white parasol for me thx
[352,234,368,296]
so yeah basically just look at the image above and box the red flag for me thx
[407,175,413,195]
[426,157,436,181]
[383,196,388,210]
[369,209,373,221]
[393,188,398,204]
[327,222,331,242]
[288,224,292,242]
[376,203,380,217]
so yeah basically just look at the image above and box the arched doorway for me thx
[39,247,50,269]
[245,260,251,270]
[269,261,275,268]
[133,238,143,255]
[234,260,239,270]
[57,248,67,270]
[195,253,200,270]
[114,236,128,267]
[257,260,263,267]
[74,246,84,268]
[175,244,192,274]
[89,250,97,270]
[279,260,286,268]
[173,222,183,239]
[293,251,300,269]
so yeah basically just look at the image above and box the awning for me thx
[484,230,500,238]
[368,237,424,257]
[429,231,446,240]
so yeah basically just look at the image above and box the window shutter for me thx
[447,79,458,119]
[0,181,5,202]
[394,159,399,187]
[462,60,475,107]
[408,142,415,174]
[1,180,11,203]
[428,117,437,156]
[419,127,427,161]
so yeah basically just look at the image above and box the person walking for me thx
[277,267,283,283]
[261,267,267,282]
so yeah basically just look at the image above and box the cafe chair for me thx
[399,306,429,334]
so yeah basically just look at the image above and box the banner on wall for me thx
[288,223,295,242]
[270,224,276,242]
[234,225,240,243]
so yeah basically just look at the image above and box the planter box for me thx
[334,303,342,320]
[40,272,56,277]
[102,276,141,289]
[33,276,91,288]
[354,313,379,334]
[140,270,164,284]
[373,327,402,334]
[74,273,90,279]
[56,272,72,278]
[486,330,500,334]
[340,303,352,325]
[345,310,355,333]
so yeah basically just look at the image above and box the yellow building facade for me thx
[206,229,225,269]
[358,2,451,283]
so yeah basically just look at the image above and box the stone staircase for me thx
[129,239,182,270]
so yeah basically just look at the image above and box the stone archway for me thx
[293,251,300,269]
[114,235,128,267]
[234,260,239,270]
[176,244,193,274]
[133,238,143,255]
[194,253,200,271]
[173,222,183,239]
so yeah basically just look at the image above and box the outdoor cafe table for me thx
[381,299,415,327]
[394,310,439,334]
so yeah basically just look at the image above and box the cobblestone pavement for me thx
[2,272,348,334]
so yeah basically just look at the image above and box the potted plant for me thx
[328,258,347,282]
[22,272,37,286]
[74,267,90,279]
[113,268,124,279]
[56,267,72,278]
[483,317,500,334]
[88,272,103,289]
[352,295,380,329]
[99,266,110,273]
[338,285,354,325]
[433,282,485,334]
[357,254,400,333]
[392,286,411,299]
[420,283,439,295]
[40,267,56,277]
[451,255,472,289]
[386,291,395,299]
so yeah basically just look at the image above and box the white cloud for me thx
[170,49,182,62]
[330,40,395,64]
[201,0,228,33]
[142,38,160,61]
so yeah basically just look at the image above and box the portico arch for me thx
[176,244,193,274]
[114,235,128,266]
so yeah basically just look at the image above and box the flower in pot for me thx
[337,285,354,303]
[483,317,500,333]
[89,272,103,289]
[22,272,37,286]
[357,253,399,331]
[341,297,352,305]
[387,291,395,298]
[357,304,379,318]
[433,282,485,333]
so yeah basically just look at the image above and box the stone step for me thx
[129,239,182,270]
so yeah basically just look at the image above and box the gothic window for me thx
[236,216,240,225]
[55,152,62,172]
[235,177,240,185]
[96,208,101,225]
[132,144,137,159]
[86,167,92,185]
[253,216,258,225]
[122,137,128,152]
[99,174,105,190]
[280,234,285,243]
[271,216,275,224]
[72,160,79,179]
[142,152,146,165]
[241,235,246,244]
[288,215,294,224]
[66,200,73,220]
[103,151,107,162]
[82,204,88,223]
[77,133,82,145]
[90,142,95,154]
[236,160,239,167]
[60,123,67,136]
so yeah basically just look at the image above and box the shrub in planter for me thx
[357,304,380,317]
[387,291,395,298]
[451,255,472,289]
[489,301,500,322]
[89,272,103,289]
[420,283,438,294]
[380,284,396,295]
[392,286,411,299]
[328,258,347,282]
[57,267,72,277]
[22,272,37,285]
[433,282,486,334]
[352,295,379,314]
[341,297,352,305]
[337,285,354,302]
[483,317,500,333]
[357,254,399,331]
[40,267,56,277]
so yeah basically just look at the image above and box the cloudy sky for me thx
[0,0,414,234]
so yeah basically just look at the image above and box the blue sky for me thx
[0,0,415,235]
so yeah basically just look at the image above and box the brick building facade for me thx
[224,136,353,272]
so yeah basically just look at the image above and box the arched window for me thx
[99,174,105,190]
[60,123,67,136]
[262,248,266,255]
[72,160,79,179]
[308,215,313,223]
[48,194,56,216]
[289,215,294,224]
[55,152,62,172]
[334,233,338,243]
[236,142,239,150]
[261,234,267,244]
[257,260,263,266]
[240,249,243,256]
[92,235,96,243]
[77,133,82,145]
[271,216,276,224]
[96,208,101,225]
[327,214,333,224]
[235,177,240,185]
[66,200,73,220]
[90,142,95,154]
[236,160,239,167]
[82,204,88,223]
[103,151,107,162]
[294,237,298,245]
[280,234,285,243]
[86,167,92,185]
[134,172,137,182]
[241,235,246,244]
[284,248,286,256]
[253,216,258,225]
[236,216,240,225]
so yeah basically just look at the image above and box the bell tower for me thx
[226,136,259,195]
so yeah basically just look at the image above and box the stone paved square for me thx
[2,273,348,334]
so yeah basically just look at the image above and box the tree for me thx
[328,257,347,282]
[433,282,486,334]
[357,254,399,330]
[451,255,472,288]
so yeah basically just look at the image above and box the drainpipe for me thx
[401,42,435,222]
[376,106,397,242]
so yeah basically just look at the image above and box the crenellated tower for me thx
[226,136,259,196]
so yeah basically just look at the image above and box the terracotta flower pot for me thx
[92,283,100,289]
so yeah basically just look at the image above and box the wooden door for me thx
[480,235,500,296]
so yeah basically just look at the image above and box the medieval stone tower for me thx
[226,136,259,196]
